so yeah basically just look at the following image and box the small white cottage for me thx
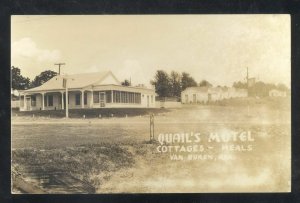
[269,89,287,97]
[181,86,247,104]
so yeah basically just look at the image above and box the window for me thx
[151,95,153,103]
[93,92,99,103]
[84,92,87,105]
[115,91,120,103]
[135,93,141,104]
[111,91,142,104]
[193,94,196,103]
[129,92,133,103]
[44,95,48,106]
[124,92,127,103]
[75,93,80,105]
[20,96,24,107]
[31,95,36,106]
[121,92,124,103]
[113,91,116,103]
[48,95,53,106]
[105,91,111,103]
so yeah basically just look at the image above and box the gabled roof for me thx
[25,71,121,92]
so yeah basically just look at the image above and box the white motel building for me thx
[19,71,156,111]
[181,86,248,104]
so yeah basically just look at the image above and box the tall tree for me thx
[181,72,197,91]
[11,66,31,90]
[248,81,268,97]
[169,71,182,97]
[232,81,247,89]
[248,82,282,97]
[151,70,171,97]
[31,70,58,88]
[199,80,212,87]
[277,83,288,91]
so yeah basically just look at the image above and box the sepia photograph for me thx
[11,15,291,193]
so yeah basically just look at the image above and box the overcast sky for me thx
[11,15,290,87]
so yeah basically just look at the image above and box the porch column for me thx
[41,93,45,110]
[61,91,64,110]
[111,90,114,103]
[90,90,94,108]
[81,90,84,108]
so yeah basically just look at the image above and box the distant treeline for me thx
[12,66,289,99]
[11,66,58,90]
[150,70,209,98]
[233,81,289,97]
[151,70,289,98]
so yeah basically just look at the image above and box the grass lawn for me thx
[11,108,170,118]
[11,97,291,193]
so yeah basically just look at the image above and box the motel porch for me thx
[19,85,155,111]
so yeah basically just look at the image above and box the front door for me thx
[26,97,31,110]
[99,92,105,107]
[208,93,212,102]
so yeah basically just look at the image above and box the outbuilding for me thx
[181,86,247,104]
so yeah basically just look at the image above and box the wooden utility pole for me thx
[54,63,66,75]
[62,76,74,118]
[150,114,155,141]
